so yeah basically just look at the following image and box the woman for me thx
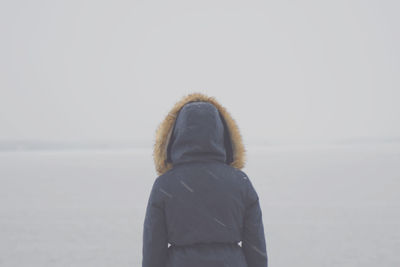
[142,92,268,267]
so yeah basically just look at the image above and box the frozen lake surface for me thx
[0,143,399,266]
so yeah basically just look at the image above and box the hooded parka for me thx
[142,92,268,267]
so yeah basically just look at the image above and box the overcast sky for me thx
[1,0,399,145]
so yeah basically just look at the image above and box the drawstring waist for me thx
[169,241,241,249]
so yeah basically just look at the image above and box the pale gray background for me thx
[1,0,399,144]
[1,0,399,266]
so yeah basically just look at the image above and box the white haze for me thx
[1,0,399,146]
[1,1,399,267]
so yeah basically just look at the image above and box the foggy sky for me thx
[1,0,399,145]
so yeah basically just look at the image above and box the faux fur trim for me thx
[153,92,246,176]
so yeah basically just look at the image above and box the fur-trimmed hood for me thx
[153,92,246,176]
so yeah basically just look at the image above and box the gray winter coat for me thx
[142,92,268,267]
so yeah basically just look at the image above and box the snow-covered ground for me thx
[0,143,399,266]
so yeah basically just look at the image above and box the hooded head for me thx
[153,92,246,176]
[166,101,230,166]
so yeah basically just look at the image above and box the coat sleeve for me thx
[242,176,268,267]
[142,178,169,267]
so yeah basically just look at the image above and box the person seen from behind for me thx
[142,92,268,267]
